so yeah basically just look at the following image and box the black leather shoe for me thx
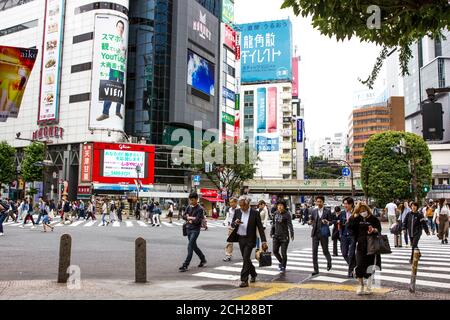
[311,271,319,276]
[327,265,332,271]
[198,261,207,268]
[250,277,256,283]
[239,281,249,288]
[178,266,188,272]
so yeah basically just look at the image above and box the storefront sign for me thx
[193,10,211,41]
[224,24,236,52]
[200,188,218,197]
[77,186,91,195]
[81,143,93,182]
[32,126,64,140]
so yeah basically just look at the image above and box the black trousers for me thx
[238,236,257,282]
[312,236,332,273]
[273,236,289,268]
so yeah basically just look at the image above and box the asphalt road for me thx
[0,217,311,282]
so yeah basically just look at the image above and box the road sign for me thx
[342,167,351,177]
[193,175,201,186]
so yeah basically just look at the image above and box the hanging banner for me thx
[38,0,65,123]
[81,143,93,182]
[89,14,129,131]
[0,46,38,122]
[256,87,266,133]
[267,87,277,133]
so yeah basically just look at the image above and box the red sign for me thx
[235,45,241,60]
[32,126,64,140]
[234,112,240,144]
[77,186,91,195]
[200,188,218,198]
[81,143,93,182]
[292,57,299,97]
[224,24,236,52]
[92,142,155,185]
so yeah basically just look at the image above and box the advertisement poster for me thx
[90,14,129,130]
[222,0,234,24]
[0,46,38,122]
[224,24,236,52]
[187,50,215,96]
[256,135,279,152]
[268,87,277,133]
[38,0,65,123]
[239,19,293,83]
[297,118,303,143]
[256,87,266,133]
[81,143,93,182]
[292,57,299,97]
[103,149,146,178]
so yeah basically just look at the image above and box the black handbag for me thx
[182,223,188,237]
[259,250,272,267]
[226,227,239,243]
[367,234,392,255]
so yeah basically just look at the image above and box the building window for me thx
[435,38,442,58]
[69,93,91,103]
[73,32,94,44]
[71,62,92,73]
[0,19,38,37]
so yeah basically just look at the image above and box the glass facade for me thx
[195,0,220,17]
[126,0,173,145]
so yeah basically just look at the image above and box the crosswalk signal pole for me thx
[409,248,421,293]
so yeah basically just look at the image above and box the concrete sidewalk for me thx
[1,279,449,300]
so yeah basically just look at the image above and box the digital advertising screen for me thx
[187,50,215,96]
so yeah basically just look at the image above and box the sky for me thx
[234,0,384,146]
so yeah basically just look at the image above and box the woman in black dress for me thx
[348,203,382,296]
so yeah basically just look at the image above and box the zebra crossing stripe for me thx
[136,221,148,227]
[172,222,183,226]
[162,222,174,227]
[192,272,240,281]
[126,221,133,227]
[70,221,84,227]
[215,266,280,276]
[84,221,96,227]
[112,221,120,227]
[312,276,347,283]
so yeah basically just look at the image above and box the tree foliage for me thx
[21,142,44,183]
[361,131,432,207]
[0,141,16,189]
[305,156,346,179]
[281,0,450,88]
[190,141,258,201]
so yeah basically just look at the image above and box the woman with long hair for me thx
[348,203,382,295]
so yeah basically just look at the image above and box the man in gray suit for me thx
[308,195,332,276]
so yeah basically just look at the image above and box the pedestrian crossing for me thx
[191,233,450,291]
[2,218,232,230]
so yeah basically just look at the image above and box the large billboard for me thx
[90,14,129,131]
[222,0,234,24]
[187,50,215,96]
[254,86,280,153]
[0,46,38,122]
[92,143,155,185]
[292,57,299,97]
[239,19,293,83]
[38,0,65,123]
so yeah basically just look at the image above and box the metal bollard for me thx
[409,248,421,293]
[135,237,147,283]
[58,234,72,283]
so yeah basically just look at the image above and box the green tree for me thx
[305,156,345,179]
[21,142,44,183]
[190,141,258,201]
[0,141,16,192]
[281,0,450,88]
[361,131,432,206]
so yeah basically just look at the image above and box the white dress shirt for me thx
[318,207,324,219]
[237,208,251,236]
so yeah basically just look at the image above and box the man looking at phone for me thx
[228,195,268,288]
[308,195,333,276]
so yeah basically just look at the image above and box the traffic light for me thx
[421,102,444,141]
[423,185,430,193]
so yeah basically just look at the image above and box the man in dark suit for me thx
[228,195,268,288]
[308,195,332,276]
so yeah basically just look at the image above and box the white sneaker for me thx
[356,285,364,295]
[31,226,36,229]
[19,225,24,228]
[0,233,4,236]
[364,280,373,295]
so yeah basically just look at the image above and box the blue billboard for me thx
[187,50,215,96]
[238,19,293,83]
[296,119,303,142]
[256,135,279,152]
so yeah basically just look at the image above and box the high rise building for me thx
[348,97,405,173]
[0,0,222,200]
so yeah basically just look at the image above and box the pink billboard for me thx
[292,57,299,97]
[268,87,277,133]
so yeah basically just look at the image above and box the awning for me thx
[202,197,225,203]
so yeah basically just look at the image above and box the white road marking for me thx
[192,272,240,281]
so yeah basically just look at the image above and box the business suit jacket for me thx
[310,207,332,238]
[228,208,267,247]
